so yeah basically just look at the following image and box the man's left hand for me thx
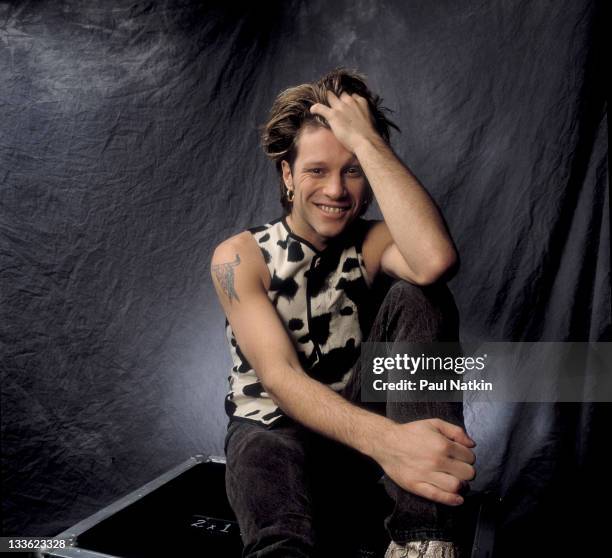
[310,91,381,153]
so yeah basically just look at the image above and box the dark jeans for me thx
[224,280,467,557]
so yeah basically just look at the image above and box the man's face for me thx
[281,124,368,250]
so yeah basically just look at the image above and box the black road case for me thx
[37,454,397,558]
[38,455,244,557]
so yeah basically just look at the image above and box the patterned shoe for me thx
[384,540,458,558]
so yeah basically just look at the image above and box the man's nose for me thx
[322,174,347,199]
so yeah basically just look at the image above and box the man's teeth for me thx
[318,205,348,214]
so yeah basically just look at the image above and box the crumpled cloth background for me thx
[1,1,609,554]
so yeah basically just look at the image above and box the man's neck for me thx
[285,214,329,252]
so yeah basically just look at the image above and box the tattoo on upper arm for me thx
[213,254,241,302]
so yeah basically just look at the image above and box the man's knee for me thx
[381,280,459,342]
[386,279,433,308]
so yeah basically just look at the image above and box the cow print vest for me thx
[224,215,375,428]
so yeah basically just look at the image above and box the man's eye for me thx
[309,169,322,174]
[346,167,362,175]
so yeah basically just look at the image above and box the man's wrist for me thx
[353,133,390,159]
[352,411,396,461]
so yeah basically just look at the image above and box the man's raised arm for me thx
[310,92,458,285]
[211,234,475,506]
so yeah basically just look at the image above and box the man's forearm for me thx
[264,362,392,459]
[354,135,457,274]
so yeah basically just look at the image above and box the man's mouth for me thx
[315,204,350,215]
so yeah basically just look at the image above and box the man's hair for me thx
[259,67,400,215]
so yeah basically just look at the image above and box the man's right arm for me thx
[211,234,476,506]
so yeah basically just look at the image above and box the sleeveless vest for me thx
[224,215,375,428]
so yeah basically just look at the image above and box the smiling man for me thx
[211,69,476,557]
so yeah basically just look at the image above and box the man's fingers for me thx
[312,91,362,115]
[309,102,331,118]
[414,481,464,506]
[441,457,477,482]
[431,419,476,447]
[427,471,465,495]
[326,90,342,105]
[447,440,477,465]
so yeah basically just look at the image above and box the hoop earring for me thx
[286,188,294,203]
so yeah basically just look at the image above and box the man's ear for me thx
[281,160,293,188]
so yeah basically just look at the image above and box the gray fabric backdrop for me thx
[1,1,609,555]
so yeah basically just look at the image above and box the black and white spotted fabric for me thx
[224,215,375,428]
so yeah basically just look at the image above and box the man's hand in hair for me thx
[310,91,381,153]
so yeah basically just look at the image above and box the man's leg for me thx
[224,418,316,557]
[225,416,384,557]
[343,279,467,555]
